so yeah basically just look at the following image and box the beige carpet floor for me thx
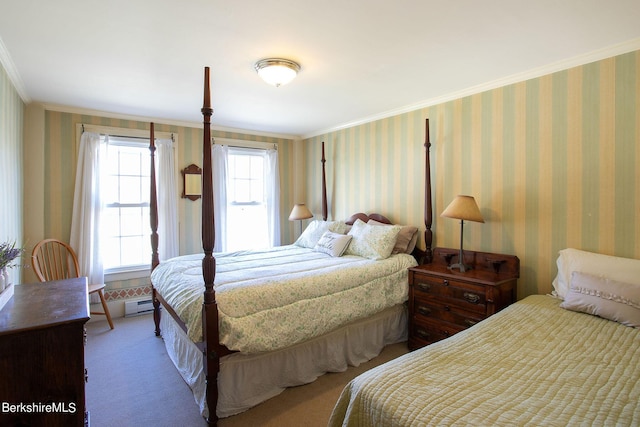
[85,315,408,427]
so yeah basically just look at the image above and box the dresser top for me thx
[410,247,520,284]
[0,277,89,335]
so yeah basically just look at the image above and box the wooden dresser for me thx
[408,247,519,350]
[0,278,90,426]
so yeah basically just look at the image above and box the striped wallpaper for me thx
[304,50,639,297]
[0,63,24,285]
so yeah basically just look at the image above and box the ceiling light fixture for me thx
[254,58,301,87]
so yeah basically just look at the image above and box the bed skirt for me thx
[159,303,408,419]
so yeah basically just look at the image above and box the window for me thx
[102,137,151,272]
[72,124,177,285]
[226,148,269,251]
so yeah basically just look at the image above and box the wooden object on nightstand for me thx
[0,277,90,426]
[408,247,519,351]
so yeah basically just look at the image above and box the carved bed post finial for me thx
[321,141,328,221]
[424,118,433,263]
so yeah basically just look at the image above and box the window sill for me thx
[104,267,150,282]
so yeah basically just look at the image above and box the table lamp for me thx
[289,203,313,235]
[440,195,484,272]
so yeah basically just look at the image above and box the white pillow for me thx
[313,231,353,257]
[560,271,640,328]
[294,220,348,249]
[552,248,640,299]
[368,219,418,255]
[345,219,401,260]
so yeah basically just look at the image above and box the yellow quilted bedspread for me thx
[330,295,640,426]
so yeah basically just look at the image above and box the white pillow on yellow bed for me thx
[552,248,640,300]
[560,271,640,328]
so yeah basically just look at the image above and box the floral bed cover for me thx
[151,245,417,353]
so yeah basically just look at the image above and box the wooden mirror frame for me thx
[181,163,202,201]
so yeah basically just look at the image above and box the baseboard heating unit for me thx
[124,297,154,317]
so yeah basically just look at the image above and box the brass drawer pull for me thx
[443,279,449,286]
[417,282,431,292]
[416,328,430,339]
[463,292,480,304]
[417,306,432,316]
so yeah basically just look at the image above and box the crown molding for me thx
[0,36,30,103]
[303,38,640,139]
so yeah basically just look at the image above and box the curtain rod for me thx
[213,142,277,151]
[81,124,174,141]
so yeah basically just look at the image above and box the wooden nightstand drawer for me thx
[411,317,464,347]
[412,273,487,314]
[408,248,519,351]
[413,297,484,329]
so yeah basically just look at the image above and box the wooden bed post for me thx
[149,122,162,336]
[321,141,328,221]
[424,118,433,263]
[150,122,159,271]
[200,67,221,426]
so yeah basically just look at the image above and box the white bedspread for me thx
[151,245,416,353]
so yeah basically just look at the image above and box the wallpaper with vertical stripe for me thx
[41,112,295,297]
[304,50,639,297]
[0,63,24,285]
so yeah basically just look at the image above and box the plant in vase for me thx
[0,241,24,293]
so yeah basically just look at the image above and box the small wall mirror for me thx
[182,164,202,201]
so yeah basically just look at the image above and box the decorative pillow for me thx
[345,219,401,260]
[560,271,640,328]
[313,231,353,257]
[330,220,350,235]
[294,220,348,248]
[552,248,640,300]
[405,230,419,254]
[368,219,418,255]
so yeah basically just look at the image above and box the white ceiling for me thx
[1,0,640,138]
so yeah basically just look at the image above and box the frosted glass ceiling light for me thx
[255,58,300,87]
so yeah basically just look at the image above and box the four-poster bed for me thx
[148,67,434,424]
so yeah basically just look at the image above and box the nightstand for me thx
[408,247,519,350]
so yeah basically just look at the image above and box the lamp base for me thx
[448,262,473,273]
[448,240,472,273]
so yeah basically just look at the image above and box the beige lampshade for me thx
[440,195,485,223]
[289,204,313,221]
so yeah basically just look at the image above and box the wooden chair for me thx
[31,238,114,329]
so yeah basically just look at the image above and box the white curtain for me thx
[70,132,177,295]
[156,138,179,260]
[266,148,281,247]
[70,132,106,288]
[212,144,228,252]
